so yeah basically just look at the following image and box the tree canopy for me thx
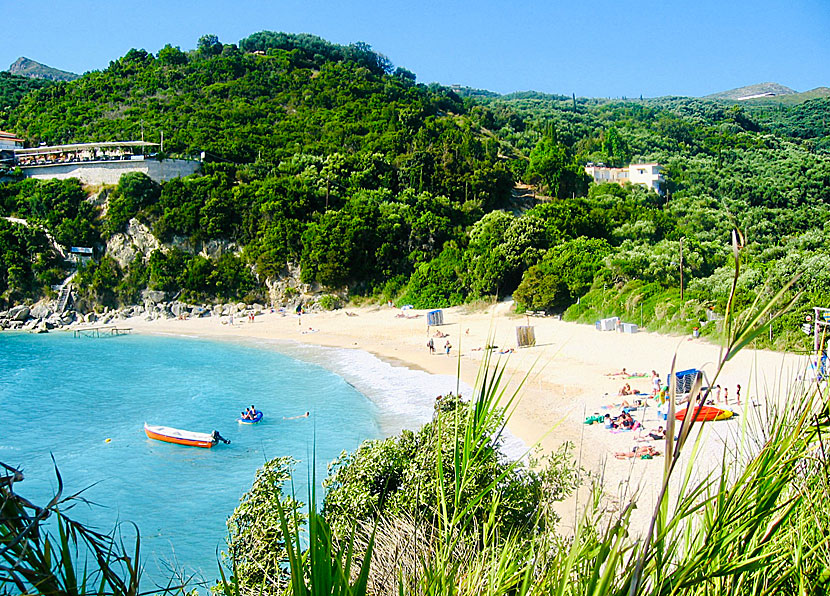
[1,32,829,349]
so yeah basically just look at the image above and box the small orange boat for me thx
[675,405,733,422]
[144,423,229,448]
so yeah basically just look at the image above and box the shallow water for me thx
[0,332,382,586]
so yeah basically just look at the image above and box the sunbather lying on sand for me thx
[615,445,661,459]
[606,368,629,377]
[607,368,650,378]
[603,396,645,409]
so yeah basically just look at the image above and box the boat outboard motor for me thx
[212,431,231,445]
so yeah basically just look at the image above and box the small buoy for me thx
[105,438,112,443]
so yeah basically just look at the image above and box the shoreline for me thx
[118,301,806,529]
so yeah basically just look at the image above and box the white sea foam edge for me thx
[261,340,527,461]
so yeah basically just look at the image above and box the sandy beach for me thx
[122,301,807,529]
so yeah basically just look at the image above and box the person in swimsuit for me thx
[283,412,310,420]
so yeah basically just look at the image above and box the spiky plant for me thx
[0,461,146,596]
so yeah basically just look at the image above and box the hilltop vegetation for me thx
[0,32,829,350]
[0,71,53,114]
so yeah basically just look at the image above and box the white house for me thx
[627,163,663,192]
[584,162,664,194]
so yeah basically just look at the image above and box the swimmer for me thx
[283,412,310,420]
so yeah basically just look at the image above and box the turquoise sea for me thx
[0,330,477,588]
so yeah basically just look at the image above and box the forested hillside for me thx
[0,71,53,114]
[1,31,829,349]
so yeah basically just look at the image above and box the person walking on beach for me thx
[736,384,741,406]
[445,340,452,355]
[427,337,435,354]
[723,387,729,405]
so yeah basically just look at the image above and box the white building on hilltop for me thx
[585,162,664,194]
[11,141,201,184]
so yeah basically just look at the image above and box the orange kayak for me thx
[675,406,733,422]
[144,423,219,448]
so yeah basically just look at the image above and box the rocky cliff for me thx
[8,57,79,82]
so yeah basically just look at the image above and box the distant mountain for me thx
[706,82,797,101]
[705,82,830,106]
[8,57,79,82]
[743,86,830,106]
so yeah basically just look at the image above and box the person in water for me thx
[283,412,310,420]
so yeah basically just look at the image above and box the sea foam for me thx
[259,340,527,460]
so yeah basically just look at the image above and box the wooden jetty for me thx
[72,325,132,338]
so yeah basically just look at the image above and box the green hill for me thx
[1,31,829,353]
[8,57,79,82]
[2,33,510,207]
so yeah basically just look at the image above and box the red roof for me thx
[0,130,23,142]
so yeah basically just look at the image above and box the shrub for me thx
[514,237,611,312]
[225,457,304,593]
[323,392,578,540]
[317,294,341,310]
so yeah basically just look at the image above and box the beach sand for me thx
[122,302,807,530]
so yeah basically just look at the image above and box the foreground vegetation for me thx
[1,32,829,353]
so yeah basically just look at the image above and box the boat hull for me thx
[675,406,732,422]
[144,423,216,448]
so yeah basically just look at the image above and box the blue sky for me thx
[4,0,829,97]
